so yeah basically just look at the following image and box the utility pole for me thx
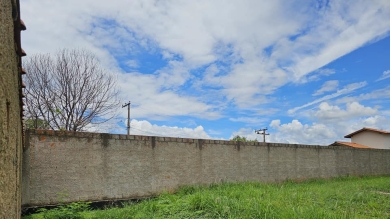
[122,101,130,135]
[35,114,38,129]
[255,128,269,142]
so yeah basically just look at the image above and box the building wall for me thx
[351,131,386,149]
[384,135,390,150]
[0,0,24,217]
[22,130,390,207]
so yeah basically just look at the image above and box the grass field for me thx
[23,176,390,219]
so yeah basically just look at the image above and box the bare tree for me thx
[24,49,119,131]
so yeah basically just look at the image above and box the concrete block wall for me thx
[0,0,25,217]
[22,130,390,207]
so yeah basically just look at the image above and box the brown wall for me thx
[0,0,24,218]
[22,130,390,207]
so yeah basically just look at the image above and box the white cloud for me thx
[313,80,339,96]
[20,0,390,144]
[126,60,139,68]
[376,70,390,81]
[361,115,390,129]
[288,82,367,114]
[267,115,390,145]
[229,117,268,124]
[116,72,221,120]
[267,100,388,144]
[314,68,336,76]
[21,0,390,109]
[231,121,338,144]
[300,68,336,83]
[84,118,123,134]
[280,0,390,80]
[231,100,390,145]
[269,119,337,145]
[336,85,390,104]
[337,115,390,136]
[314,102,377,122]
[129,119,212,139]
[219,60,288,107]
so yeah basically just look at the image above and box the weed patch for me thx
[24,176,390,219]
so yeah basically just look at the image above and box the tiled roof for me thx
[344,127,390,138]
[329,141,372,149]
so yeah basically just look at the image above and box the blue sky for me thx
[21,0,390,144]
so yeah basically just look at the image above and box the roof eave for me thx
[344,127,390,138]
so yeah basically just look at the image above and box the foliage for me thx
[23,176,390,219]
[25,118,50,129]
[24,48,119,131]
[231,135,258,142]
[35,202,91,219]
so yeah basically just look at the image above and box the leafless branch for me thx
[24,48,120,131]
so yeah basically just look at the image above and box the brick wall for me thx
[22,130,390,207]
[0,0,25,218]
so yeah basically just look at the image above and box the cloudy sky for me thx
[21,0,390,145]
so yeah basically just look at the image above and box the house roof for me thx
[329,141,372,149]
[344,127,390,138]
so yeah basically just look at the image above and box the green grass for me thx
[23,176,390,219]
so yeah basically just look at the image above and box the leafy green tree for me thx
[25,118,50,129]
[231,135,258,142]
